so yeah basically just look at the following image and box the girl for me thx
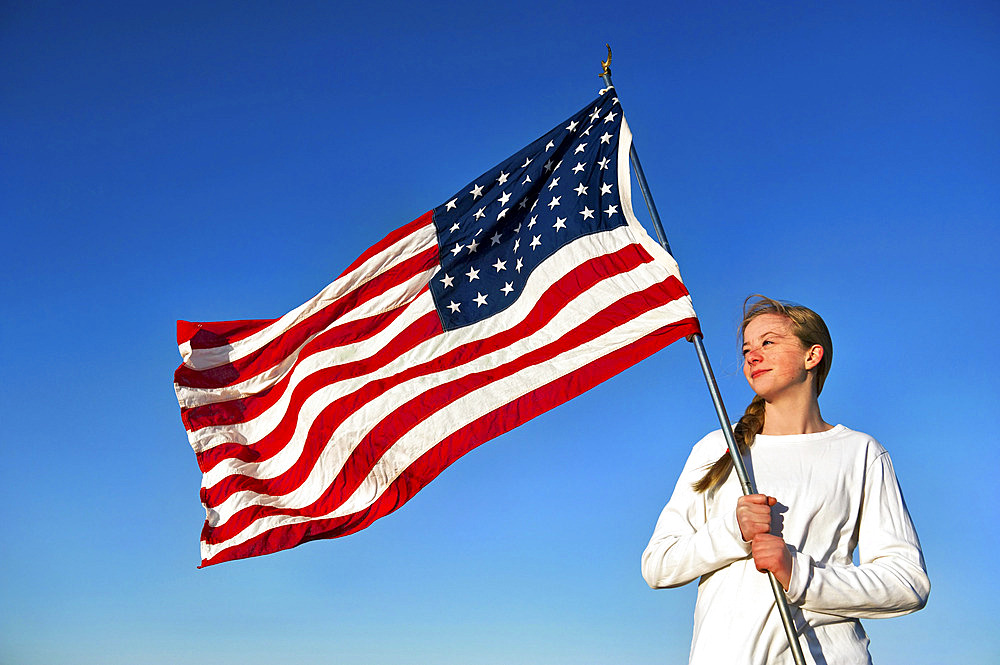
[641,296,929,664]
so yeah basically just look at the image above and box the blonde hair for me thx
[692,295,833,493]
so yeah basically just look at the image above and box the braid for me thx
[693,395,765,492]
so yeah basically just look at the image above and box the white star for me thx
[531,199,538,211]
[604,110,617,123]
[497,208,508,219]
[574,183,588,196]
[466,266,480,281]
[451,243,465,256]
[449,222,460,232]
[440,273,454,288]
[600,132,613,144]
[547,177,560,191]
[605,204,619,217]
[513,223,522,234]
[544,139,555,151]
[554,160,563,171]
[498,191,511,206]
[518,199,528,209]
[530,235,542,250]
[445,198,458,211]
[548,196,561,209]
[612,96,619,105]
[513,238,520,253]
[543,159,554,172]
[491,232,502,245]
[566,120,579,131]
[474,292,488,307]
[448,301,461,313]
[467,239,479,253]
[590,107,601,122]
[598,157,611,170]
[501,282,514,295]
[497,171,509,185]
[574,143,587,154]
[522,174,532,185]
[515,257,524,272]
[572,162,586,174]
[581,125,592,136]
[520,157,532,169]
[470,184,484,199]
[473,207,486,220]
[528,215,538,229]
[580,206,595,220]
[553,217,567,231]
[493,258,507,272]
[600,182,613,195]
[474,228,483,236]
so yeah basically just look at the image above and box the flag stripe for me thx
[178,214,437,372]
[182,305,429,434]
[195,235,663,505]
[175,245,439,390]
[182,221,652,457]
[200,312,697,566]
[203,278,692,546]
[200,264,686,528]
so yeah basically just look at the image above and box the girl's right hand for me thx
[736,494,777,542]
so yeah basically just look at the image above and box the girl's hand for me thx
[736,494,777,542]
[752,533,793,590]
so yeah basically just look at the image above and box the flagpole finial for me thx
[600,44,612,79]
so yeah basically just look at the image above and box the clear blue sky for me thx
[2,1,998,663]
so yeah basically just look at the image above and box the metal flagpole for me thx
[599,46,808,665]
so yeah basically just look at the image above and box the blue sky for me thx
[2,1,998,663]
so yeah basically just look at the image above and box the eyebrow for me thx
[742,331,787,348]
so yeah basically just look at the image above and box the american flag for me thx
[174,87,700,566]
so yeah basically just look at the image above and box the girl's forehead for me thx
[743,313,794,341]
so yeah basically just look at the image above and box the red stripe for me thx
[181,304,414,433]
[193,308,443,473]
[197,242,658,509]
[336,212,435,280]
[174,245,439,390]
[199,314,700,566]
[178,318,278,348]
[202,273,692,545]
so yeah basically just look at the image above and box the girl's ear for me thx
[804,344,824,371]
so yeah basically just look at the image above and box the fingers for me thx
[736,494,778,542]
[739,493,772,506]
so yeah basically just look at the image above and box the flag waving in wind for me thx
[174,87,700,567]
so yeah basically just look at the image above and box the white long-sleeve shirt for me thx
[642,425,929,665]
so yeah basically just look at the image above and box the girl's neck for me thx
[760,396,832,436]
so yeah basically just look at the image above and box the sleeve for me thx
[641,438,752,589]
[784,451,930,618]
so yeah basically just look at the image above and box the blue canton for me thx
[430,88,626,331]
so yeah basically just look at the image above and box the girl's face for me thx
[742,313,817,401]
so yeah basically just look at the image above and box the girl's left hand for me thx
[751,533,793,591]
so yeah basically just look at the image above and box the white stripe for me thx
[175,262,438,409]
[181,222,437,370]
[200,294,694,561]
[616,118,685,275]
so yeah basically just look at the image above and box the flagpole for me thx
[599,46,808,665]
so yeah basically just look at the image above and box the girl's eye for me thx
[762,340,773,346]
[741,348,749,356]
